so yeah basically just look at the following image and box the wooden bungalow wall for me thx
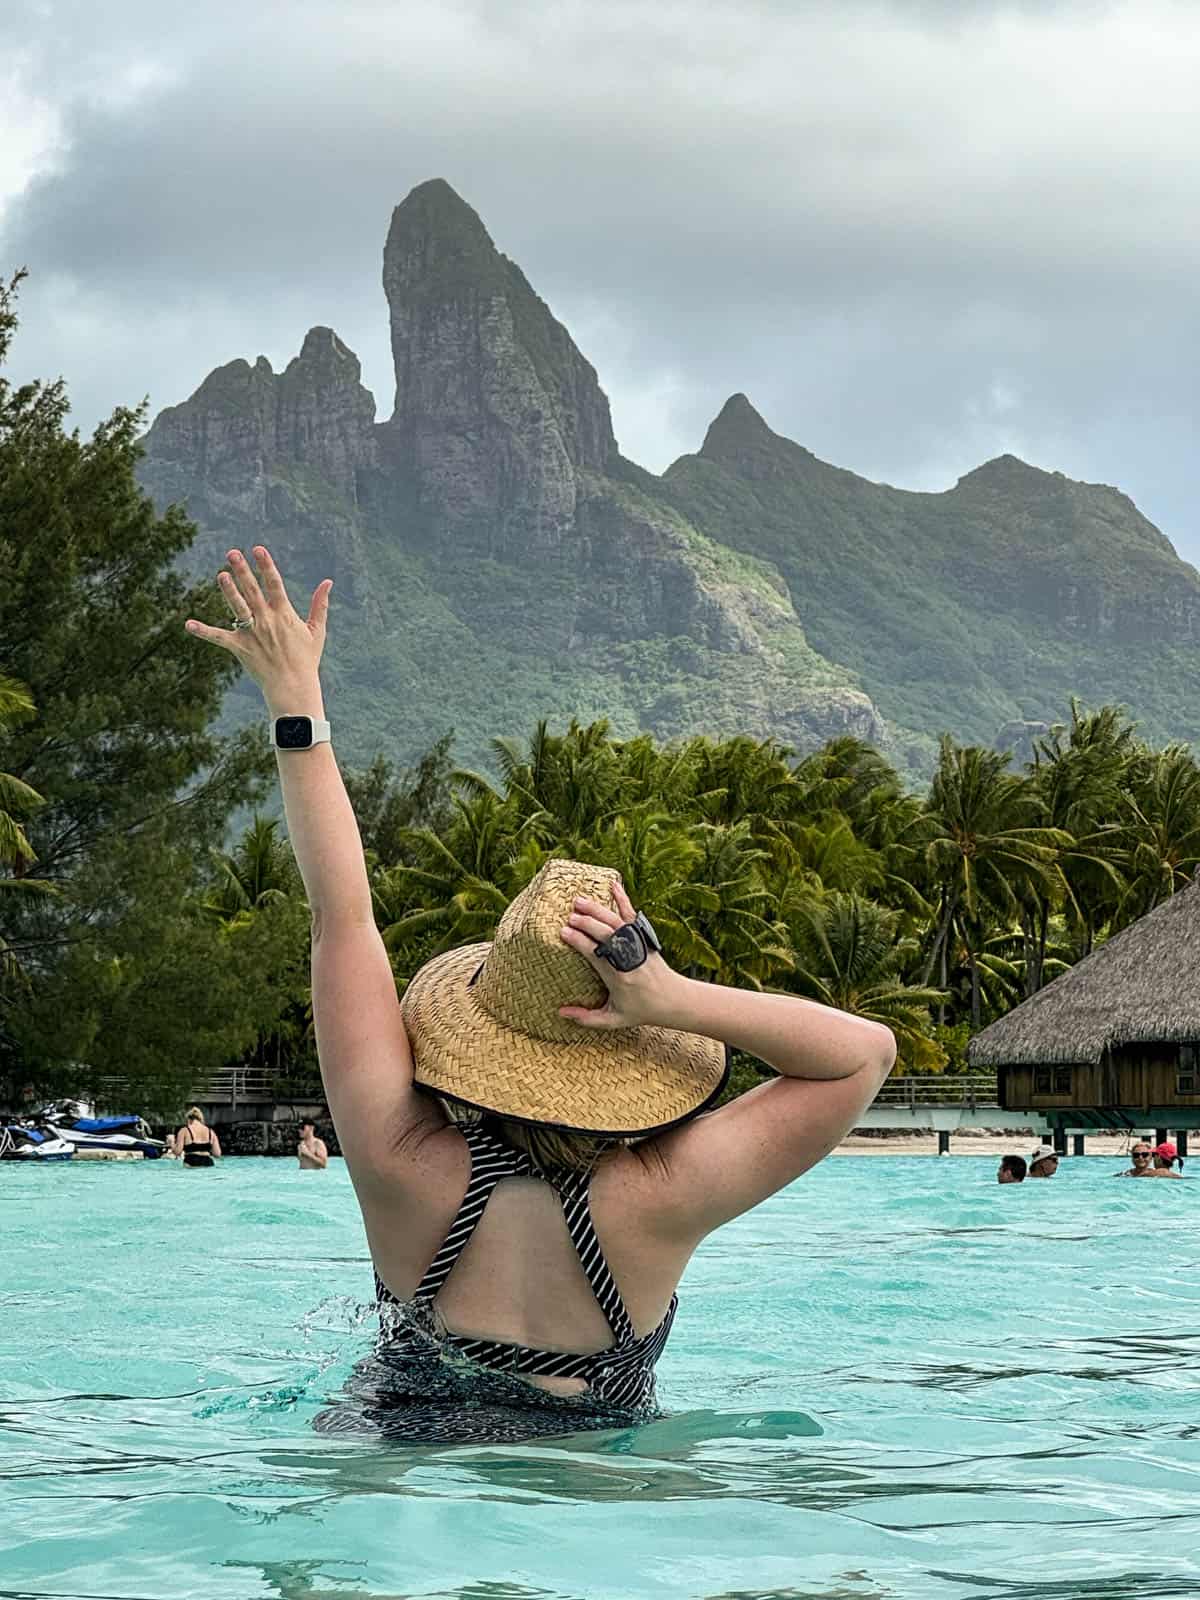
[1001,1043,1200,1112]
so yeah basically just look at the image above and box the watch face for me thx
[275,716,314,750]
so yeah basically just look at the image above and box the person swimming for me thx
[1114,1140,1157,1177]
[185,547,898,1442]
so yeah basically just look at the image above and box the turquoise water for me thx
[4,1155,1200,1600]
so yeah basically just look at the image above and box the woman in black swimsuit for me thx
[186,548,897,1442]
[175,1106,221,1168]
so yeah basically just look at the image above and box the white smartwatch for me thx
[272,715,331,751]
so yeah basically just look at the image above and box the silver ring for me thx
[230,616,254,631]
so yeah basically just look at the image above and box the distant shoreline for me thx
[834,1131,1157,1158]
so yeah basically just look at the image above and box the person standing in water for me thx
[997,1155,1027,1184]
[1114,1141,1157,1177]
[1152,1141,1185,1178]
[175,1107,221,1168]
[1028,1148,1058,1178]
[185,547,897,1444]
[297,1119,329,1170]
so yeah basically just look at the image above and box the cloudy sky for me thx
[3,0,1197,555]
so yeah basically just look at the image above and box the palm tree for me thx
[921,739,1069,1026]
[1113,746,1200,926]
[1027,702,1131,978]
[201,814,297,924]
[380,786,540,963]
[787,892,948,1073]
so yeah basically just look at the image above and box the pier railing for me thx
[94,1069,1000,1115]
[872,1074,999,1109]
[194,1067,322,1107]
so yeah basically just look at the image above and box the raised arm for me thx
[185,547,428,1171]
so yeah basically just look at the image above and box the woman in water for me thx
[175,1106,221,1168]
[185,548,897,1441]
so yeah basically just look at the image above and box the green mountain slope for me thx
[662,396,1200,768]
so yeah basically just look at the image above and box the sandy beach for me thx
[834,1130,1164,1158]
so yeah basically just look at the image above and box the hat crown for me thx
[474,860,618,1042]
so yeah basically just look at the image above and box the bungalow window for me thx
[1034,1068,1073,1095]
[1179,1043,1199,1094]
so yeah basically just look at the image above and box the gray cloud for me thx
[2,0,1196,553]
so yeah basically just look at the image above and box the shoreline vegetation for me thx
[4,274,1200,1122]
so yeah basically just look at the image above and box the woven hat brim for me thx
[401,942,728,1138]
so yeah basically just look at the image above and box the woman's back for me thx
[176,1114,220,1167]
[364,1120,693,1397]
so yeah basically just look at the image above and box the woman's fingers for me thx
[306,578,333,635]
[557,1003,619,1029]
[573,894,620,927]
[559,924,602,960]
[568,908,617,944]
[184,618,244,651]
[612,881,637,922]
[252,545,289,609]
[218,570,253,624]
[227,549,269,615]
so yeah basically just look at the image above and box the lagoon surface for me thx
[4,1154,1200,1600]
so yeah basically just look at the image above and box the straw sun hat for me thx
[400,859,728,1138]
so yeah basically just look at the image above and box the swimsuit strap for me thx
[411,1124,637,1345]
[412,1124,525,1301]
[554,1168,636,1346]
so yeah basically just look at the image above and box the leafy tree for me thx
[0,674,54,990]
[787,893,947,1073]
[342,731,456,866]
[0,271,271,1106]
[921,739,1068,1026]
[1114,745,1200,926]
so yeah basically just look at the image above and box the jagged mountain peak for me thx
[295,325,362,370]
[953,453,1061,494]
[691,392,819,483]
[380,179,617,542]
[698,392,785,455]
[384,179,505,298]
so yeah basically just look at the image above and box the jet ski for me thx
[40,1100,166,1159]
[0,1121,75,1160]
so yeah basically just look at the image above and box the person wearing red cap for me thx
[1152,1141,1185,1178]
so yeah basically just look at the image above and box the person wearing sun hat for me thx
[1028,1146,1059,1177]
[185,546,898,1443]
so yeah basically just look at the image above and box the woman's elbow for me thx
[867,1023,897,1081]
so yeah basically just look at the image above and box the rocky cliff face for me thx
[139,180,886,768]
[140,327,379,600]
[379,179,616,556]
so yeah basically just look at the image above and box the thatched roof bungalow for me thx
[969,877,1200,1130]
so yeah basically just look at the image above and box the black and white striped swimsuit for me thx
[316,1123,675,1444]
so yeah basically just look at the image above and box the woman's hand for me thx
[558,882,682,1030]
[185,545,332,710]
